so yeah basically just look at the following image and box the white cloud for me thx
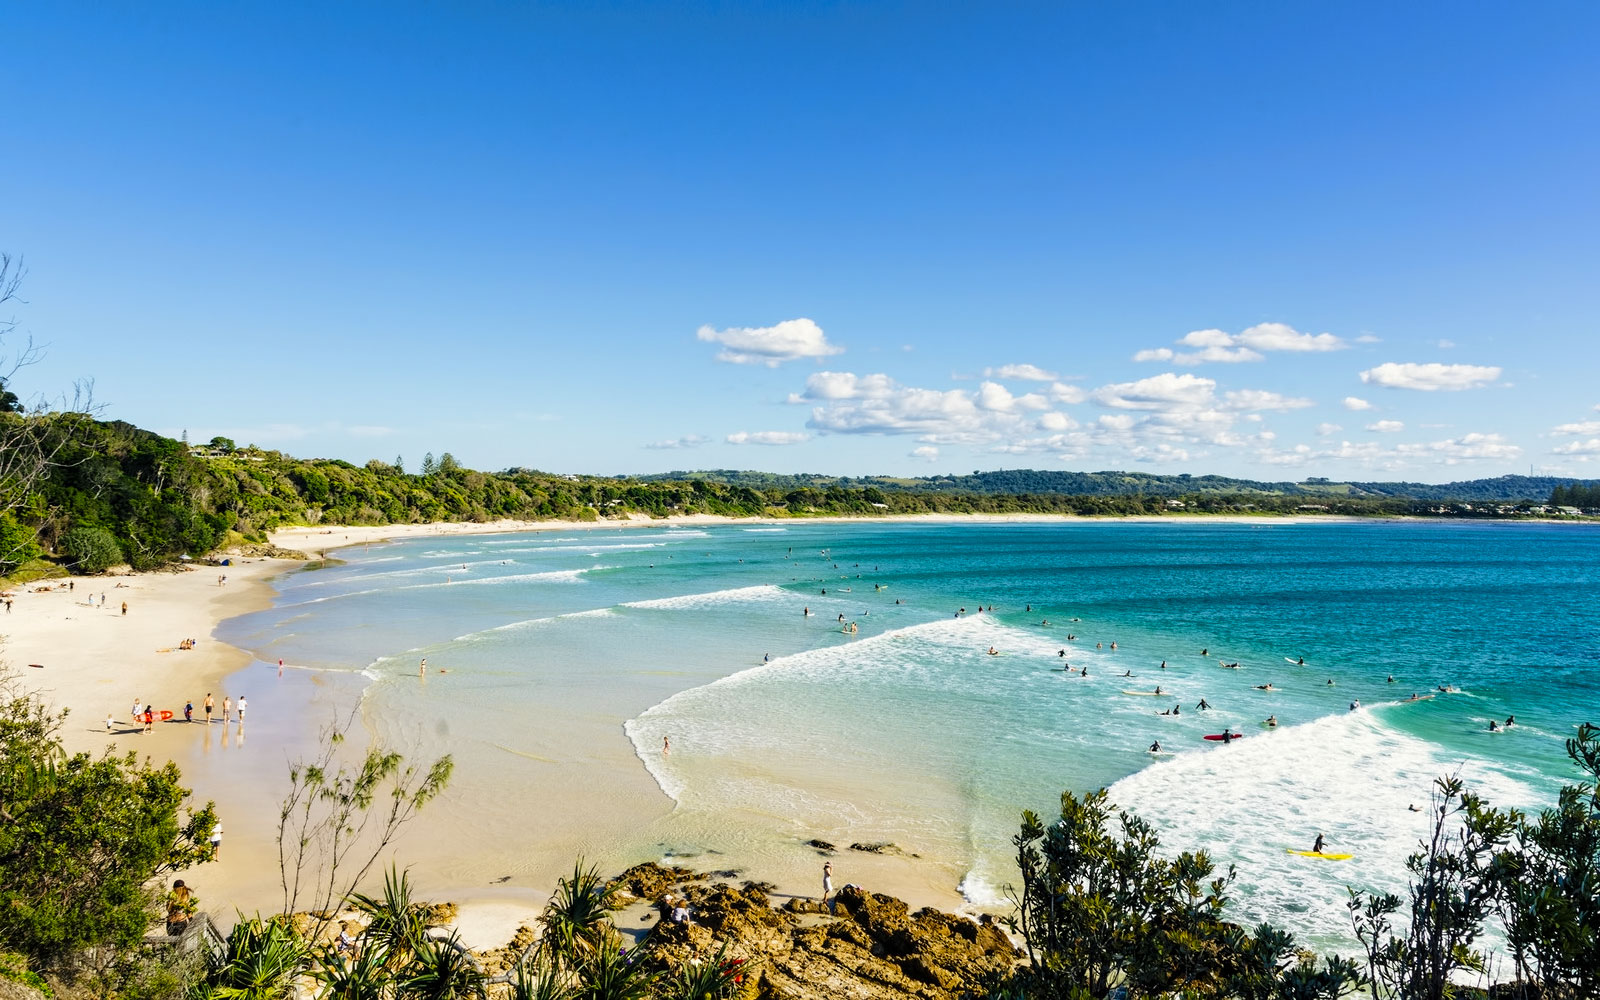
[1434,339,1457,349]
[726,430,810,446]
[1133,322,1345,365]
[1234,322,1347,353]
[976,381,1020,412]
[1367,420,1405,433]
[910,445,939,462]
[645,434,710,450]
[1038,411,1076,431]
[1553,421,1600,436]
[1343,396,1375,411]
[697,318,842,366]
[1315,422,1343,436]
[1093,372,1218,410]
[1396,432,1520,463]
[1552,439,1600,457]
[1048,382,1087,404]
[984,363,1059,381]
[1355,333,1382,344]
[1359,362,1500,391]
[1221,389,1314,412]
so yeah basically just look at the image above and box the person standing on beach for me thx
[237,697,247,723]
[184,701,193,723]
[209,821,222,860]
[222,696,231,722]
[420,658,427,677]
[822,861,834,908]
[121,601,128,616]
[204,693,213,724]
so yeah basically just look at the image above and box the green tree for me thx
[1347,774,1515,1000]
[59,524,123,573]
[0,687,216,965]
[1496,723,1600,1000]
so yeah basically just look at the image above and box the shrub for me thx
[58,525,122,573]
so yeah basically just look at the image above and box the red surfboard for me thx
[159,711,174,721]
[1203,733,1243,741]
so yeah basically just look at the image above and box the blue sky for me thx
[5,2,1598,480]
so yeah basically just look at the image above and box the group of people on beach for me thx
[111,691,245,734]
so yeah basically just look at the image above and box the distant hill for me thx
[628,469,1595,503]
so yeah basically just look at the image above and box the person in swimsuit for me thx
[1265,715,1278,727]
[822,861,834,907]
[204,694,213,723]
[1311,833,1326,854]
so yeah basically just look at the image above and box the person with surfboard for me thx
[1149,739,1162,753]
[1312,833,1326,854]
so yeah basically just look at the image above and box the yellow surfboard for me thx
[1285,849,1353,860]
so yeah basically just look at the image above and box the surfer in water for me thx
[987,647,999,656]
[1488,719,1500,731]
[1388,675,1396,683]
[1265,714,1278,727]
[1160,660,1167,670]
[1196,698,1211,710]
[1296,657,1305,665]
[1326,678,1336,686]
[1255,683,1274,691]
[1201,648,1208,656]
[1349,699,1360,711]
[1505,715,1515,726]
[1154,685,1164,696]
[1311,833,1326,854]
[1122,670,1133,677]
[1149,740,1162,753]
[1058,649,1066,658]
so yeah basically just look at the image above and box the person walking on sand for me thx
[143,707,154,733]
[209,821,222,860]
[822,861,834,908]
[237,696,247,723]
[106,712,115,733]
[121,601,127,616]
[184,701,193,723]
[204,693,214,724]
[222,696,232,722]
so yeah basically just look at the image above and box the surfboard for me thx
[1148,750,1175,756]
[159,710,173,721]
[1284,657,1306,665]
[1203,733,1243,741]
[1285,849,1352,860]
[1122,690,1163,696]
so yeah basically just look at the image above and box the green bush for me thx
[58,525,122,573]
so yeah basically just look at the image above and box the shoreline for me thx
[4,511,1584,952]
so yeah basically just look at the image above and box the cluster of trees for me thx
[1006,725,1600,999]
[13,412,1588,580]
[0,678,217,969]
[1548,482,1600,508]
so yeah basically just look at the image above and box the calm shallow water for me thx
[215,519,1599,952]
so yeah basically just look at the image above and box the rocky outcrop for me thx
[622,864,1020,1000]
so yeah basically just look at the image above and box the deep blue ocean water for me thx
[217,519,1599,952]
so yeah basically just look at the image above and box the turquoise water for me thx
[218,519,1598,952]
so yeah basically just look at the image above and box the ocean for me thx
[208,518,1598,955]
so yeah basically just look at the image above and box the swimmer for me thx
[1195,698,1210,710]
[1058,650,1066,658]
[1110,641,1117,650]
[1349,699,1360,711]
[987,647,999,656]
[1488,720,1500,731]
[1201,648,1208,656]
[1505,715,1515,726]
[1096,642,1102,649]
[663,736,670,755]
[1254,683,1274,691]
[1041,620,1050,626]
[804,607,810,616]
[1408,804,1421,812]
[1160,660,1167,670]
[1326,678,1335,686]
[763,653,770,663]
[1388,675,1395,683]
[1265,715,1278,727]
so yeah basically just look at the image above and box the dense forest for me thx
[1,412,1596,578]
